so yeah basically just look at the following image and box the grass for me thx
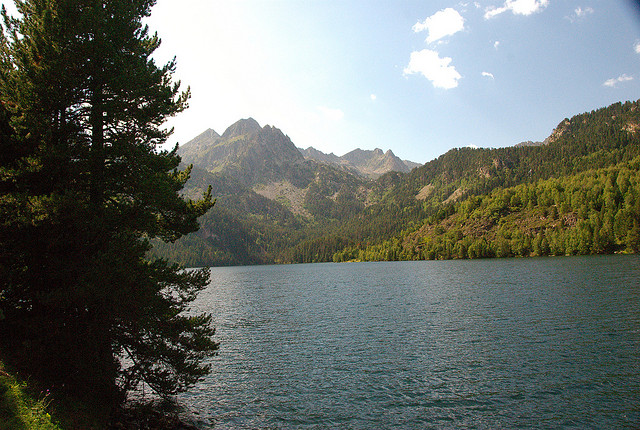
[0,362,61,430]
[0,360,112,429]
[0,359,196,429]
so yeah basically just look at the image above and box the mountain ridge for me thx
[300,146,421,178]
[178,117,422,181]
[151,99,640,267]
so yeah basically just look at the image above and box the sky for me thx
[2,0,640,163]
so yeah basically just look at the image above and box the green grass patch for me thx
[0,360,110,430]
[0,362,60,430]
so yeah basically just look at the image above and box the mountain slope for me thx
[153,120,381,265]
[177,119,383,222]
[177,128,220,161]
[326,99,640,262]
[334,158,640,261]
[153,99,640,266]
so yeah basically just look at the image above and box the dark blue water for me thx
[180,255,640,429]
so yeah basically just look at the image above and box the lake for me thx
[179,255,640,429]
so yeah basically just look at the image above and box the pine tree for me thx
[0,0,217,405]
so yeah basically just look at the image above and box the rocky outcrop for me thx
[546,118,571,144]
[514,140,545,148]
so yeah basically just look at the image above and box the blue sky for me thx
[3,1,640,163]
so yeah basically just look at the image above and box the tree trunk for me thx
[90,86,105,212]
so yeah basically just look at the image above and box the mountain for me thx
[155,118,377,266]
[153,99,640,266]
[178,118,309,186]
[178,128,220,161]
[221,116,261,139]
[298,147,342,165]
[177,118,377,222]
[299,146,421,178]
[179,118,420,183]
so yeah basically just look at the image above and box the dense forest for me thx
[328,100,640,262]
[334,159,640,261]
[151,99,640,266]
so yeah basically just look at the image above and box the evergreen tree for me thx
[0,0,217,405]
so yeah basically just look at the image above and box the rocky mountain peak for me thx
[546,118,571,144]
[178,119,307,186]
[221,117,262,140]
[299,147,342,165]
[177,128,221,161]
[199,128,220,139]
[178,118,421,186]
[258,124,288,142]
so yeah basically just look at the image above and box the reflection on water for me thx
[181,255,640,429]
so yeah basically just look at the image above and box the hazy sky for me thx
[3,1,640,163]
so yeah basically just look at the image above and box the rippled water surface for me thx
[180,255,640,429]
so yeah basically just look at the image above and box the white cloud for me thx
[484,0,549,19]
[635,41,640,54]
[603,74,633,88]
[484,6,508,19]
[482,71,495,79]
[575,6,594,18]
[567,6,594,22]
[413,8,465,44]
[404,49,462,89]
[318,106,345,121]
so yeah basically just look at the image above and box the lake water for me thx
[179,255,640,429]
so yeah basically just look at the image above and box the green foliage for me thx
[0,362,61,430]
[0,0,216,407]
[334,159,640,262]
[317,100,640,263]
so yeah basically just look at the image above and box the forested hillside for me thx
[150,166,304,266]
[334,159,640,261]
[152,100,640,265]
[285,100,640,263]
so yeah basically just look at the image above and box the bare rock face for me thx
[177,128,220,160]
[302,147,421,179]
[299,147,342,165]
[221,117,261,140]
